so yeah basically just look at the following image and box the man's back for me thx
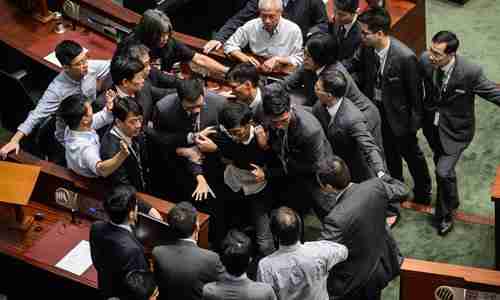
[203,275,276,300]
[152,240,225,300]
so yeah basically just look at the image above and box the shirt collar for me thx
[111,125,132,145]
[375,38,391,60]
[116,85,134,98]
[225,273,248,282]
[336,182,354,202]
[62,71,83,85]
[342,15,357,36]
[315,65,326,76]
[249,88,262,109]
[260,18,282,36]
[278,241,301,252]
[109,221,133,233]
[441,56,455,74]
[180,238,197,244]
[326,97,343,120]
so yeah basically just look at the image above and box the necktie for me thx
[190,112,200,133]
[436,68,446,88]
[374,55,382,89]
[338,26,346,40]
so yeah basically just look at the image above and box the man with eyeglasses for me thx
[419,31,500,236]
[0,40,111,163]
[343,7,432,228]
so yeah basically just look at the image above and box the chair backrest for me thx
[0,70,35,133]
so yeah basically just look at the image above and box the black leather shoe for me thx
[438,219,454,236]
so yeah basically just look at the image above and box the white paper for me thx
[55,240,93,276]
[44,48,89,68]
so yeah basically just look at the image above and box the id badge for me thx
[374,88,382,102]
[433,111,440,126]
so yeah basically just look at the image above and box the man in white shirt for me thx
[224,0,303,73]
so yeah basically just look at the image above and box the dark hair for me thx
[111,56,145,87]
[220,101,253,129]
[306,34,339,67]
[358,7,391,34]
[334,0,359,13]
[104,185,138,224]
[270,207,300,246]
[55,40,84,66]
[320,70,347,98]
[220,230,252,276]
[133,9,173,49]
[125,270,157,300]
[113,97,144,122]
[432,31,459,54]
[126,43,151,61]
[226,63,260,87]
[177,78,204,103]
[262,87,291,117]
[57,94,87,130]
[167,201,197,239]
[316,155,351,189]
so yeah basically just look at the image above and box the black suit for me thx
[420,53,500,220]
[152,240,225,300]
[213,0,328,42]
[312,98,386,182]
[328,20,362,61]
[344,37,431,203]
[90,221,149,300]
[321,177,408,300]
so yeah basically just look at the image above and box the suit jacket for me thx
[344,37,423,137]
[321,177,408,298]
[153,240,225,300]
[213,0,328,42]
[203,275,276,300]
[328,20,362,61]
[90,221,149,300]
[420,53,500,154]
[279,62,382,147]
[312,98,385,182]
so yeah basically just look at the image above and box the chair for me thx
[0,69,35,133]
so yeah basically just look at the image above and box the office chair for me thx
[0,69,35,133]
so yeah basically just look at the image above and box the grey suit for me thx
[203,274,276,300]
[312,98,386,182]
[322,177,409,300]
[153,240,225,300]
[420,53,500,220]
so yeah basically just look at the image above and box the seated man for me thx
[257,207,348,300]
[224,0,304,73]
[0,40,110,163]
[153,202,225,300]
[90,185,150,300]
[317,156,408,300]
[203,230,276,300]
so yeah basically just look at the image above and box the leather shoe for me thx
[437,219,454,236]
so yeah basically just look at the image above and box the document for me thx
[55,240,93,276]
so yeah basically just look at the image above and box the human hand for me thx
[104,89,116,111]
[203,40,223,54]
[195,135,218,153]
[0,141,20,159]
[218,90,237,99]
[199,126,217,137]
[255,125,269,150]
[245,55,261,67]
[148,208,163,220]
[250,163,266,182]
[261,56,282,72]
[192,175,209,201]
[119,140,130,157]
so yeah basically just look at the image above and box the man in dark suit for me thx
[153,202,225,300]
[203,0,328,53]
[203,230,276,300]
[343,7,431,220]
[90,185,150,300]
[312,70,386,183]
[420,31,500,235]
[278,34,383,148]
[318,156,408,300]
[326,0,362,60]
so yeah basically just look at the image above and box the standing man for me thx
[343,8,431,222]
[327,0,362,60]
[420,31,500,235]
[318,156,408,300]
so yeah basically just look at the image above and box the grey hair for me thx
[258,0,283,11]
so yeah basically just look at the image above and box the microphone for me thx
[55,187,80,224]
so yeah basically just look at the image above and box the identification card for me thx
[433,111,440,126]
[374,88,382,102]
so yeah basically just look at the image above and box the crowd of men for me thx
[1,0,500,299]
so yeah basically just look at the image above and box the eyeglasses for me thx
[428,48,448,60]
[360,29,376,37]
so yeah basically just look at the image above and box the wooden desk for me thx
[490,164,500,270]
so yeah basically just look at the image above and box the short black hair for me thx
[111,56,145,87]
[358,7,391,34]
[113,97,144,122]
[104,185,138,224]
[432,31,459,54]
[167,201,197,239]
[125,269,157,300]
[270,207,300,246]
[57,94,87,130]
[316,155,351,190]
[226,63,260,87]
[220,101,253,130]
[55,40,84,66]
[320,69,348,98]
[177,78,204,103]
[262,87,291,117]
[220,230,252,276]
[306,34,339,67]
[335,0,359,13]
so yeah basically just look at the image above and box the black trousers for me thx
[423,125,462,220]
[380,108,432,215]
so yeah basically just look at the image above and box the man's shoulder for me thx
[280,17,302,33]
[242,18,262,31]
[390,37,416,59]
[156,93,180,113]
